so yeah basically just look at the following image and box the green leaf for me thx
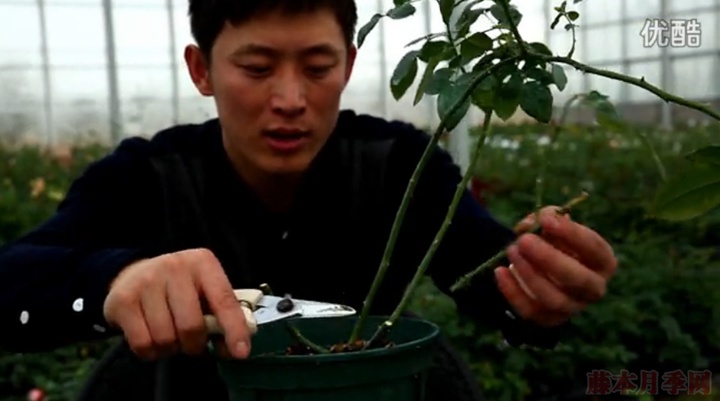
[550,13,562,29]
[528,42,553,56]
[454,2,488,33]
[470,75,498,110]
[448,54,465,69]
[551,64,567,91]
[493,61,519,82]
[584,90,608,103]
[567,11,579,20]
[489,3,522,26]
[419,41,452,63]
[387,3,416,19]
[460,32,493,61]
[519,81,553,123]
[437,82,471,131]
[526,67,554,86]
[437,0,456,24]
[685,145,720,167]
[425,68,454,95]
[595,100,621,129]
[581,91,621,128]
[391,51,420,100]
[414,56,442,105]
[357,14,382,48]
[494,73,523,120]
[406,32,446,48]
[649,164,720,221]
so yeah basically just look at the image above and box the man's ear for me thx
[184,44,213,96]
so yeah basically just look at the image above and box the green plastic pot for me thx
[215,315,440,401]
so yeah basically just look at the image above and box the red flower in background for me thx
[470,177,494,206]
[27,388,45,401]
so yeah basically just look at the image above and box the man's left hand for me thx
[495,206,617,327]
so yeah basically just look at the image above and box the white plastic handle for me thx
[203,289,264,335]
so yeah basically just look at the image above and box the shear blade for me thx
[254,307,302,325]
[252,295,356,325]
[299,303,356,318]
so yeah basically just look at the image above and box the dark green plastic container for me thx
[215,315,440,401]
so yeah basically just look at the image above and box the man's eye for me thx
[241,65,271,76]
[307,66,332,76]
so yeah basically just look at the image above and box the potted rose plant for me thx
[213,1,720,400]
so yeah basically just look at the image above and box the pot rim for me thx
[213,315,440,365]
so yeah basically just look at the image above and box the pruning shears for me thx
[203,289,357,335]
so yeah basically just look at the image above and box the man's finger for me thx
[514,206,571,234]
[513,215,535,234]
[495,266,569,327]
[210,336,232,359]
[517,233,608,303]
[495,265,535,318]
[538,210,617,279]
[507,244,585,316]
[116,305,156,360]
[167,274,207,356]
[141,283,177,358]
[195,260,251,359]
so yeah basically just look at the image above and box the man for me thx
[0,1,617,400]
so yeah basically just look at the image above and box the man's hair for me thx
[188,0,358,60]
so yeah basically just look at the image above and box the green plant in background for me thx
[348,0,720,345]
[649,144,720,221]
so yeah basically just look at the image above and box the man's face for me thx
[185,8,357,179]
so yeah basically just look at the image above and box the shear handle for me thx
[203,289,264,335]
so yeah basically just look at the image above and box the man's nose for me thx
[271,73,307,116]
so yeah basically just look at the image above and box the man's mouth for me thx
[263,129,309,141]
[262,128,310,151]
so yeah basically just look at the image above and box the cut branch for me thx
[450,191,590,292]
[286,323,330,354]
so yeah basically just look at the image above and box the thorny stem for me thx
[495,0,720,123]
[446,23,468,75]
[450,191,590,292]
[348,56,520,343]
[498,0,526,56]
[286,323,330,354]
[539,55,720,122]
[363,111,495,350]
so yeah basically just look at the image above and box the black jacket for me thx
[0,110,563,353]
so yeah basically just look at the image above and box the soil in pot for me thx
[214,315,440,401]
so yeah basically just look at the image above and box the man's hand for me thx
[495,206,617,327]
[103,248,252,360]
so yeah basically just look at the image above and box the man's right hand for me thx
[102,248,251,360]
